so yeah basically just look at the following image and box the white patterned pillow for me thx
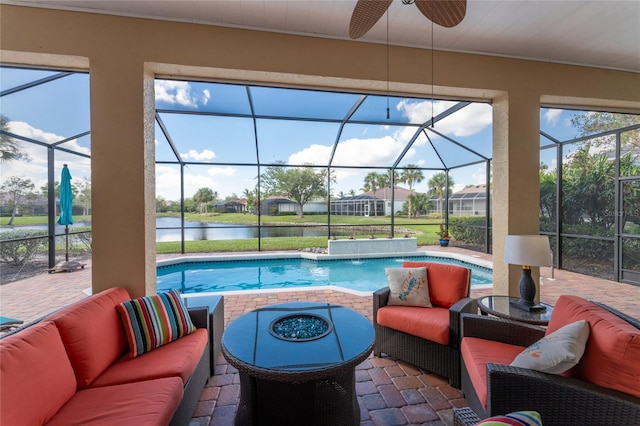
[510,320,590,374]
[385,267,431,307]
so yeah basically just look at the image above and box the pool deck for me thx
[1,245,638,425]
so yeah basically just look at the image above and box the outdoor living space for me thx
[1,2,639,425]
[2,246,638,426]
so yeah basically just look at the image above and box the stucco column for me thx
[90,57,156,298]
[492,91,542,298]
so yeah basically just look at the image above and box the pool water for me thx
[157,256,493,294]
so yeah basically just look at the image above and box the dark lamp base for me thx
[510,299,547,312]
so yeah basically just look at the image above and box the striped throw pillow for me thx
[116,289,196,358]
[476,411,542,426]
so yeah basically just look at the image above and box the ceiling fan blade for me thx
[415,0,466,28]
[349,0,393,39]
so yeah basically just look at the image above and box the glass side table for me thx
[476,295,554,326]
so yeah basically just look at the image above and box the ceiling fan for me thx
[349,0,467,39]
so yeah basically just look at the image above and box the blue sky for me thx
[1,67,589,203]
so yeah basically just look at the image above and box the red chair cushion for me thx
[402,261,470,308]
[461,337,525,408]
[547,295,640,398]
[377,305,450,345]
[49,287,131,389]
[0,321,77,425]
[90,328,207,388]
[47,377,183,426]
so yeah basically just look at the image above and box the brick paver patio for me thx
[1,246,638,425]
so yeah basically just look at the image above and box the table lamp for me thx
[504,235,551,312]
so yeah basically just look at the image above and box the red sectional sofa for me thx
[460,295,640,426]
[0,287,211,426]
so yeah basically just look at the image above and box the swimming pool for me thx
[157,253,493,295]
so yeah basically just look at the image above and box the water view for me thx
[1,217,340,241]
[155,217,337,242]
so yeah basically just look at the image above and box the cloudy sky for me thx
[1,67,580,203]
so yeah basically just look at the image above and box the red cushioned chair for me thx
[372,261,477,388]
[459,296,640,425]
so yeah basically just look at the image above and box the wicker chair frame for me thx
[372,285,477,389]
[460,303,640,426]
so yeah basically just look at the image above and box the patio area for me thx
[1,246,638,425]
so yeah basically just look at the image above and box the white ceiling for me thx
[6,0,640,72]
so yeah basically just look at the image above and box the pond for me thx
[156,217,345,242]
[1,217,352,241]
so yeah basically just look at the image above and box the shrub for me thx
[449,216,488,246]
[560,224,613,261]
[0,229,46,266]
[73,230,92,252]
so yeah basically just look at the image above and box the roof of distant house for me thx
[358,186,413,200]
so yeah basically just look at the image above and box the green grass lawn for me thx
[0,215,92,226]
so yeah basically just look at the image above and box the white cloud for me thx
[180,149,216,161]
[471,172,487,184]
[155,80,209,108]
[544,109,563,126]
[155,165,182,200]
[9,121,91,157]
[452,183,466,192]
[397,100,492,137]
[288,136,409,167]
[207,166,236,177]
[288,144,331,164]
[156,165,222,200]
[1,121,91,190]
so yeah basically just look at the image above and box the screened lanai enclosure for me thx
[0,67,92,274]
[0,66,638,286]
[154,78,493,253]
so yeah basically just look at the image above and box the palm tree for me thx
[427,172,454,218]
[377,169,399,202]
[243,187,257,213]
[193,187,215,213]
[400,164,424,217]
[363,172,380,216]
[0,115,29,163]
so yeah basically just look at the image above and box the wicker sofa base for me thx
[453,407,481,426]
[171,338,211,426]
[374,324,460,387]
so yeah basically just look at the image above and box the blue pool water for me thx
[157,256,493,294]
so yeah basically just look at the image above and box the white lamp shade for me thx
[504,235,551,267]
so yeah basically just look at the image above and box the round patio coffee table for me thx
[222,302,374,426]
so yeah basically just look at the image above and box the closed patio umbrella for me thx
[57,164,74,261]
[50,164,85,273]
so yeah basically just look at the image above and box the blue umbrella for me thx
[57,164,74,261]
